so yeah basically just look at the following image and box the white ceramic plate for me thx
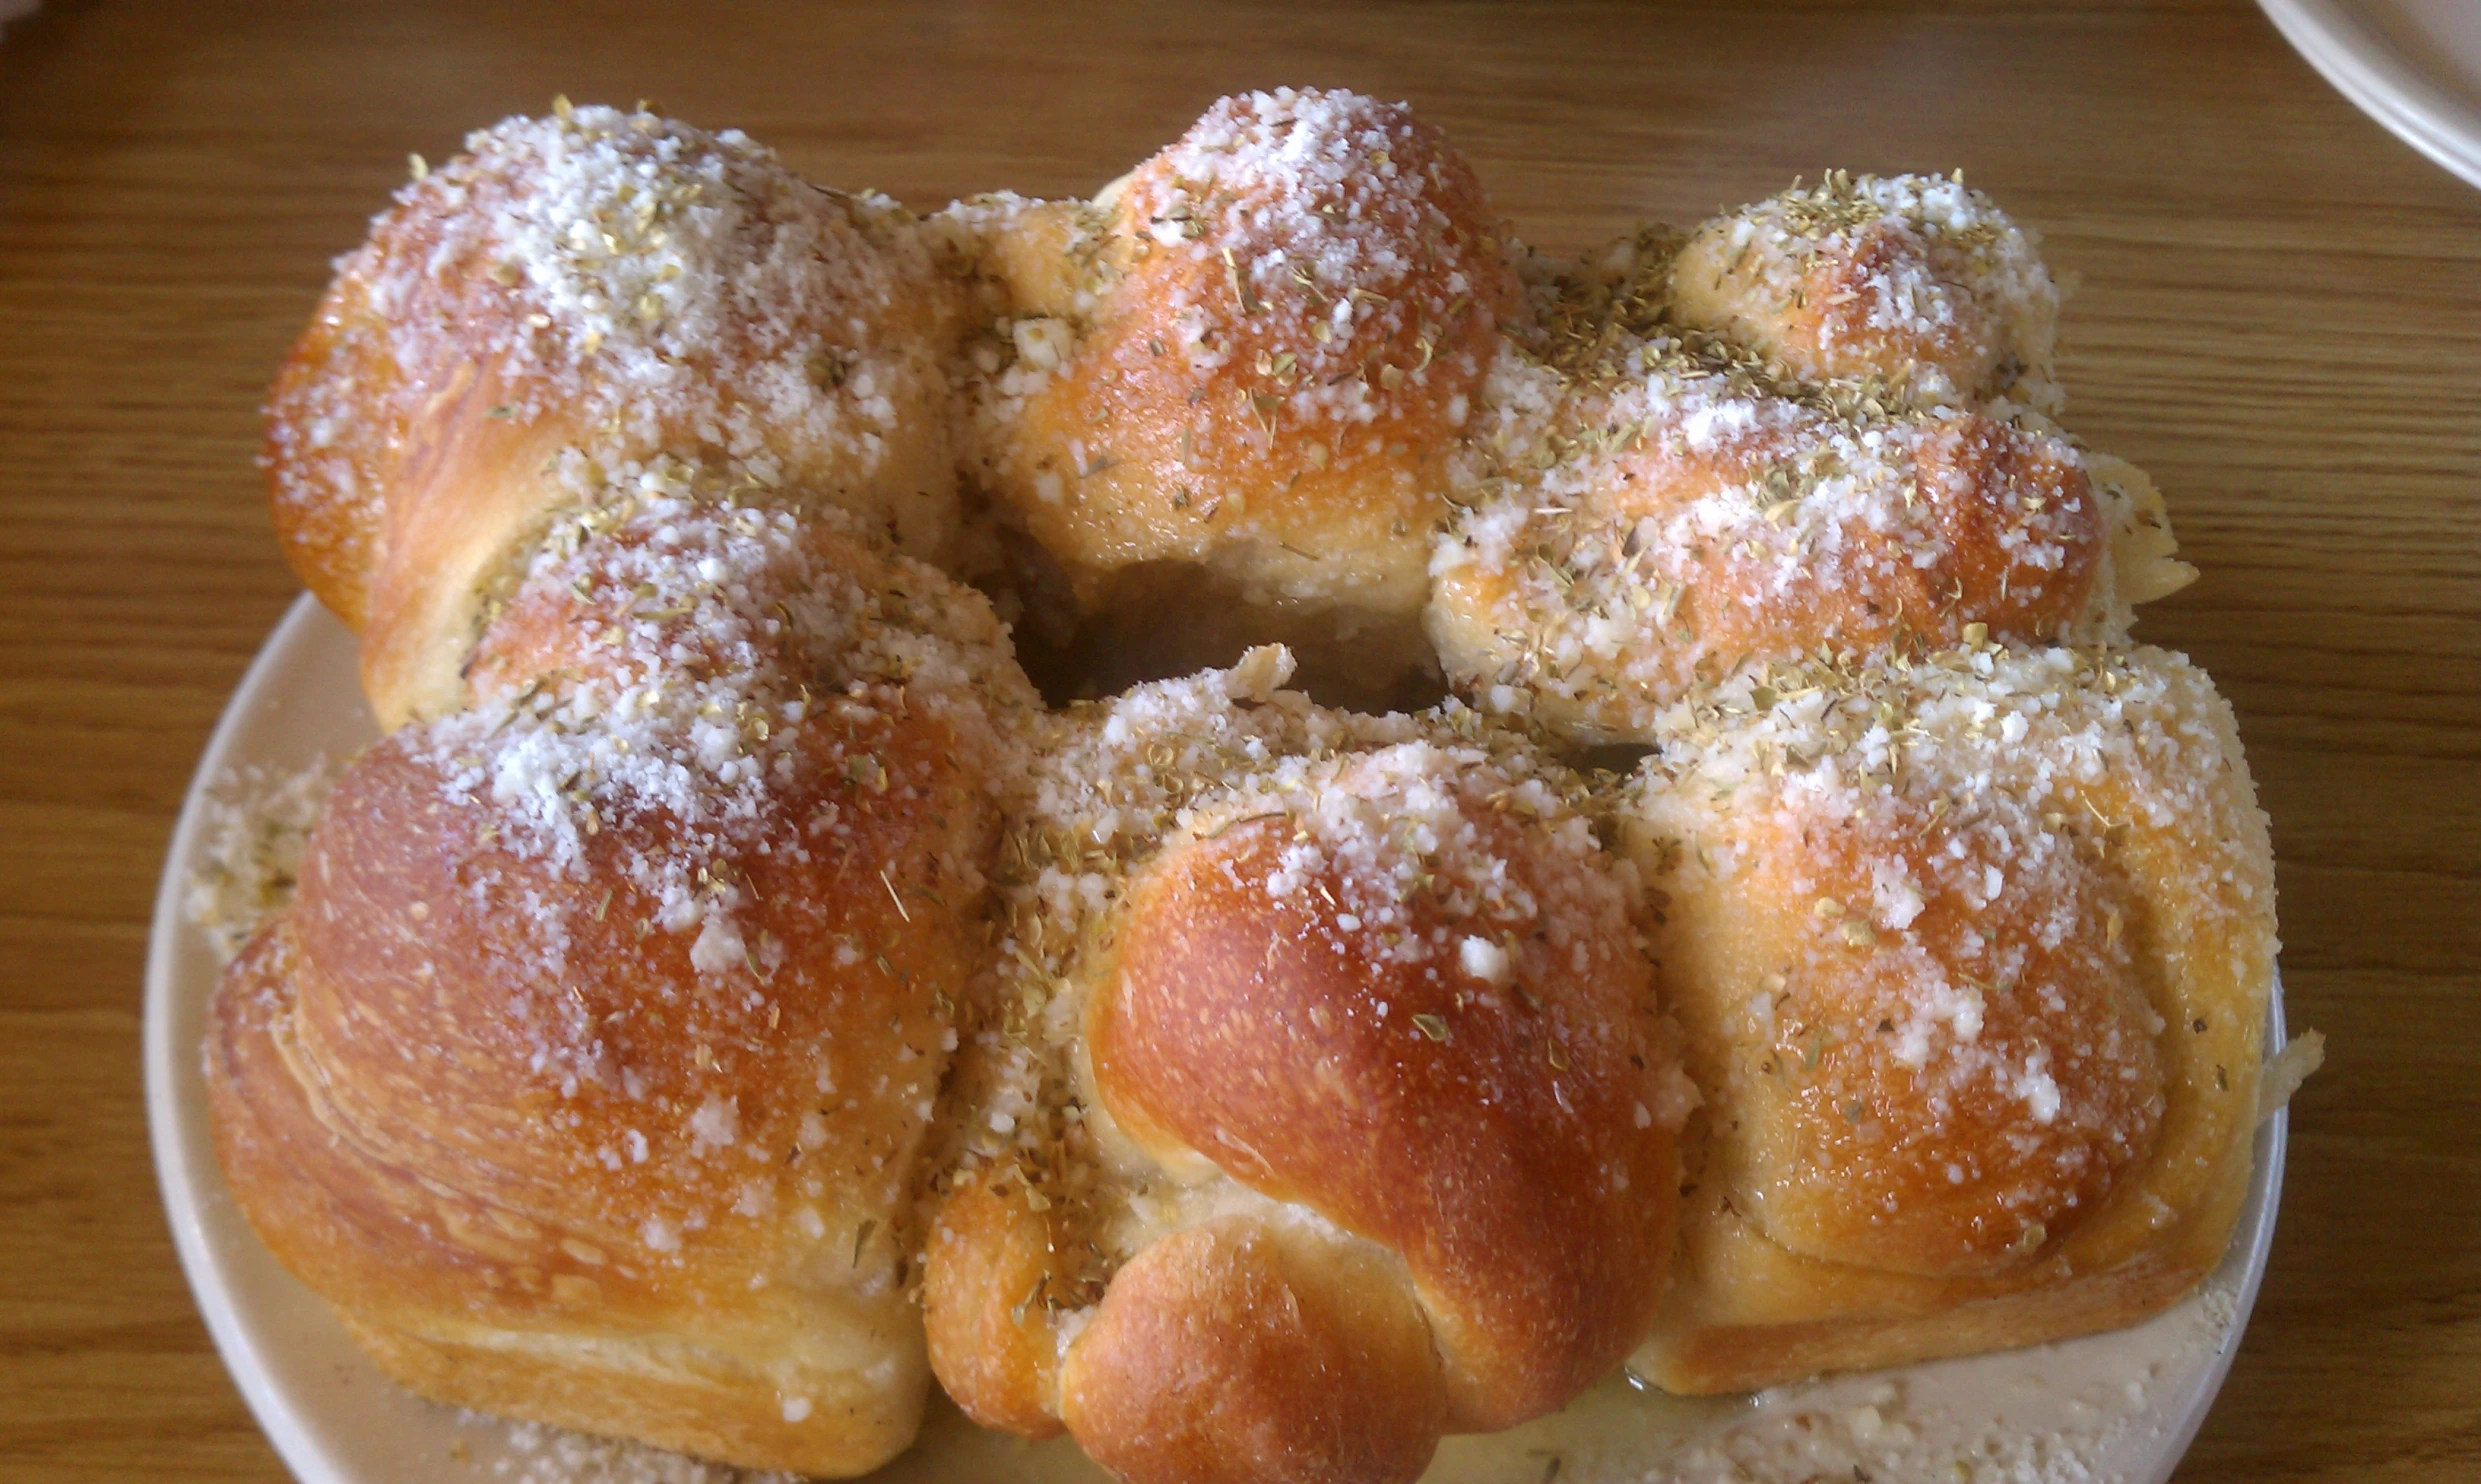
[2261,0,2481,189]
[148,594,2291,1484]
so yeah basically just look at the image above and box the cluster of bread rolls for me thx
[209,88,2277,1484]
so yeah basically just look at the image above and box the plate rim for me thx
[145,591,2291,1484]
[2260,0,2481,189]
[146,591,361,1484]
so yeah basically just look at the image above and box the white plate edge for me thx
[2135,999,2288,1484]
[145,591,364,1484]
[2259,0,2481,189]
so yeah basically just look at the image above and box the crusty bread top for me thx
[1621,643,2274,1281]
[951,87,1523,620]
[277,488,1028,1281]
[206,490,1044,1472]
[1090,743,1685,1426]
[1665,170,2063,417]
[266,105,964,724]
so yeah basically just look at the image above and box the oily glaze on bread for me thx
[1665,171,2065,416]
[1059,1217,1447,1484]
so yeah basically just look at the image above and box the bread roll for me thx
[1612,642,2276,1391]
[220,93,2291,1482]
[1667,171,2063,417]
[950,89,1522,694]
[919,652,1689,1484]
[1059,1217,1446,1484]
[206,490,1035,1474]
[265,104,965,726]
[1427,179,2195,742]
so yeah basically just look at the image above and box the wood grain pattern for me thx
[1,1,2474,1479]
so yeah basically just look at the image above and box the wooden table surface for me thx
[4,1,2476,1479]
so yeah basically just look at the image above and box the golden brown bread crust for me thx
[206,729,962,1470]
[1639,1166,2250,1395]
[1421,171,2193,746]
[1699,795,2164,1279]
[920,1168,1072,1438]
[1619,645,2276,1391]
[212,916,930,1471]
[920,688,1691,1484]
[263,266,395,630]
[1089,796,1679,1431]
[1058,1217,1446,1484]
[1665,171,2063,414]
[205,496,1035,1474]
[1428,394,2108,743]
[959,88,1522,647]
[264,106,965,727]
[1673,218,2004,404]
